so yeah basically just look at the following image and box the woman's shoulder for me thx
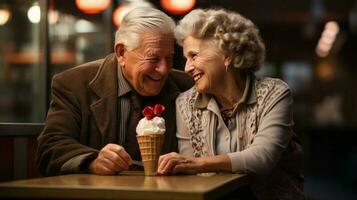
[253,77,292,108]
[176,86,198,102]
[254,77,291,96]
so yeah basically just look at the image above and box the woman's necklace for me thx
[220,104,237,130]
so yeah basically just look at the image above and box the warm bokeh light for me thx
[325,21,340,33]
[27,4,41,24]
[315,21,340,58]
[113,4,133,27]
[49,10,59,24]
[316,59,336,81]
[0,8,10,26]
[76,0,111,14]
[160,0,195,15]
[75,19,96,33]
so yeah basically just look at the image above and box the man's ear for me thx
[115,43,126,66]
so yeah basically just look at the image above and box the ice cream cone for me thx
[136,134,164,176]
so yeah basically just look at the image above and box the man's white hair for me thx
[115,7,175,51]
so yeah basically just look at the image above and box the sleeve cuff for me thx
[60,152,98,174]
[227,152,247,173]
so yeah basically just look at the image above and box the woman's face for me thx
[183,36,227,94]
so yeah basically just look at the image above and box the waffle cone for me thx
[136,134,164,176]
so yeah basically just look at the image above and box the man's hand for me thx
[89,144,132,175]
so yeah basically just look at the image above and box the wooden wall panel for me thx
[0,138,14,182]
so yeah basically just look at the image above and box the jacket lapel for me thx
[88,54,118,142]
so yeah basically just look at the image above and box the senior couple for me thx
[36,7,304,200]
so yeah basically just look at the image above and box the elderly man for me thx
[36,7,193,176]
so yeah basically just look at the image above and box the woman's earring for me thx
[224,56,232,72]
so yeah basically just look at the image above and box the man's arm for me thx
[36,73,98,176]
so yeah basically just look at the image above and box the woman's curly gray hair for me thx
[175,8,265,72]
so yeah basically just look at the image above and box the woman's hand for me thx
[158,153,232,175]
[158,152,204,175]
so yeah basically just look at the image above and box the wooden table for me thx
[0,171,248,200]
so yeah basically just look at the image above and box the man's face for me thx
[120,32,174,96]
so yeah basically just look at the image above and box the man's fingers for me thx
[106,144,132,165]
[117,149,132,165]
[99,157,120,172]
[97,164,115,175]
[91,159,117,175]
[98,144,132,172]
[102,150,129,170]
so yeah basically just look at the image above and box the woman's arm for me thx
[159,85,294,175]
[158,94,233,175]
[228,88,294,175]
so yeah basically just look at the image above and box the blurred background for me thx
[0,0,356,199]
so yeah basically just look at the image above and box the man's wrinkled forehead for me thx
[140,33,175,53]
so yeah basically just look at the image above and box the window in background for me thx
[281,60,313,94]
[0,0,46,122]
[256,61,278,78]
[310,58,352,128]
[0,0,114,123]
[281,60,314,129]
[48,0,113,79]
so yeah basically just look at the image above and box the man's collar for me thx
[117,64,133,97]
[194,73,257,109]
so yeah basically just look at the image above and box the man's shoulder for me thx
[168,69,194,92]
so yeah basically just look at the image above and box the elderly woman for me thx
[158,8,304,199]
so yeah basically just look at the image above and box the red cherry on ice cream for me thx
[142,106,155,120]
[154,104,165,116]
[142,104,165,119]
